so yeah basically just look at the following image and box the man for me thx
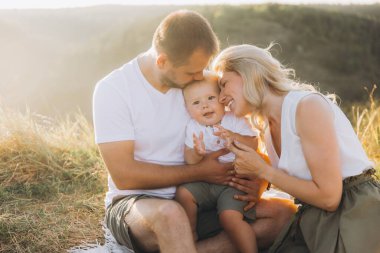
[93,10,296,253]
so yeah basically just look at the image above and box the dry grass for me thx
[0,107,107,253]
[351,85,380,175]
[0,88,379,252]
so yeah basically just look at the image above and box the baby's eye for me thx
[192,101,200,105]
[219,81,226,88]
[208,96,216,100]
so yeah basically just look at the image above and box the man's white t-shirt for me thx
[93,58,190,208]
[185,112,258,163]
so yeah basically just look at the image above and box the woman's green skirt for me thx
[269,169,380,253]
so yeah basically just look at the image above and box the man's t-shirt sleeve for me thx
[93,80,135,144]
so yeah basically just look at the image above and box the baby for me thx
[175,73,259,253]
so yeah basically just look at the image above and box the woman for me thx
[212,44,380,253]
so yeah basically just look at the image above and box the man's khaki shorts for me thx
[105,193,255,252]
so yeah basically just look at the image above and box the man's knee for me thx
[253,198,296,248]
[257,198,296,217]
[153,200,189,231]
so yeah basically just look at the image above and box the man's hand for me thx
[197,149,234,185]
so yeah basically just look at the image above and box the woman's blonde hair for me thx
[211,43,317,136]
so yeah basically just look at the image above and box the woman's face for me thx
[218,71,252,117]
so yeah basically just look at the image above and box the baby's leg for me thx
[175,186,198,241]
[219,210,258,253]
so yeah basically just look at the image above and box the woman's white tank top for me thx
[264,90,373,180]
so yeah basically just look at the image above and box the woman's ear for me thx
[156,53,168,69]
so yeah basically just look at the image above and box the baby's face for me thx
[184,81,225,126]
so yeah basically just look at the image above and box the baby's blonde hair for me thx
[182,71,220,102]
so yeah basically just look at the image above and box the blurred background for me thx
[0,2,379,252]
[0,1,379,120]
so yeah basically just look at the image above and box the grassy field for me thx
[0,88,379,252]
[0,109,107,252]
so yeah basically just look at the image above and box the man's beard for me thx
[160,72,193,89]
[160,75,182,89]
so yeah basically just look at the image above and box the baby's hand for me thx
[193,132,206,156]
[213,125,235,148]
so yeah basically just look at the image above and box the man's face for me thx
[160,49,211,89]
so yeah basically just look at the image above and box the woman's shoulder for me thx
[282,91,335,136]
[285,90,332,113]
[297,92,333,114]
[295,93,335,135]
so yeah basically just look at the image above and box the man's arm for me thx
[98,140,233,190]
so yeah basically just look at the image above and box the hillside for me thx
[312,4,380,21]
[0,4,379,118]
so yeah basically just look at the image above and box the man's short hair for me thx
[153,10,219,66]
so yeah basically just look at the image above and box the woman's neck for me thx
[261,91,288,125]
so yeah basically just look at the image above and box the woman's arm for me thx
[230,95,343,211]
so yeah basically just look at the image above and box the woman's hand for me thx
[229,174,267,211]
[228,141,270,179]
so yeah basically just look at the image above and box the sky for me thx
[0,0,379,9]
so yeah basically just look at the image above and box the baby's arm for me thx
[184,132,206,164]
[185,146,204,164]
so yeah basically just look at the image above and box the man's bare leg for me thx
[175,186,199,241]
[125,198,197,253]
[252,198,297,249]
[196,197,296,253]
